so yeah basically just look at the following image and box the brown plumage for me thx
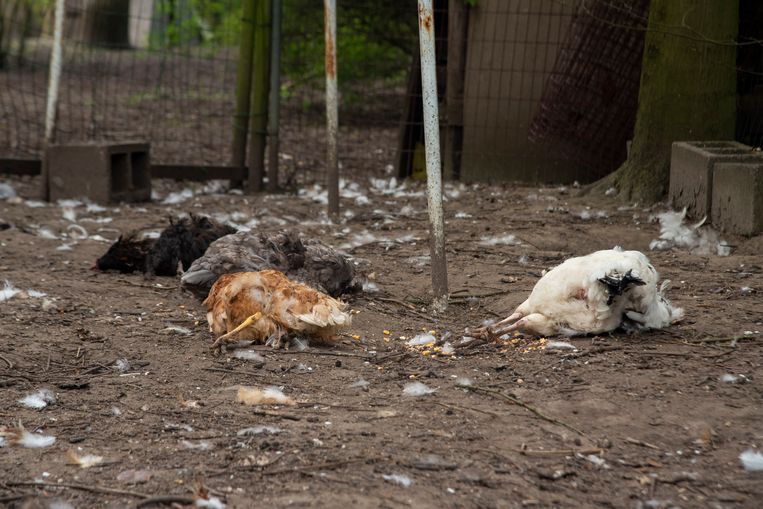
[204,270,352,350]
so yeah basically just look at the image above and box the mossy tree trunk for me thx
[605,0,738,203]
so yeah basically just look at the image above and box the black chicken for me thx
[95,214,235,276]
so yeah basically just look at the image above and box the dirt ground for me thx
[0,174,762,509]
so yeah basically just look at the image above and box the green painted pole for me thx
[247,0,271,193]
[230,0,256,188]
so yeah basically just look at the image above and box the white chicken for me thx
[477,247,683,338]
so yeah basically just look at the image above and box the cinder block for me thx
[46,141,151,204]
[669,141,762,219]
[711,162,763,236]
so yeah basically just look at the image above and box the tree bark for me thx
[600,0,738,203]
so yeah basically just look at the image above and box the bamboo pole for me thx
[324,0,339,218]
[266,0,282,193]
[230,0,257,188]
[41,0,65,201]
[247,0,271,193]
[417,0,448,312]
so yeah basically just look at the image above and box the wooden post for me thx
[444,0,468,180]
[247,0,271,193]
[266,0,282,193]
[230,0,256,188]
[418,0,448,312]
[41,0,65,201]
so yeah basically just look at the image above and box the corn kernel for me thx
[383,330,391,335]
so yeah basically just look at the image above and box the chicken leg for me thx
[211,311,263,351]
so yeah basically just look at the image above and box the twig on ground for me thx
[431,400,502,417]
[135,495,195,508]
[370,297,433,321]
[117,279,177,291]
[465,386,587,437]
[7,481,147,498]
[0,354,13,369]
[625,437,661,450]
[449,289,512,300]
[517,447,604,457]
[263,457,370,476]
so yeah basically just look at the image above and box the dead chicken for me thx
[94,214,234,276]
[182,230,360,298]
[474,247,683,338]
[204,269,352,351]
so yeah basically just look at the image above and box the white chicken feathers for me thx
[487,248,683,337]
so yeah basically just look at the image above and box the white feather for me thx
[382,474,412,488]
[19,389,56,409]
[403,381,436,397]
[740,450,763,472]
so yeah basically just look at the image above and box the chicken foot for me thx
[470,312,523,339]
[211,311,263,351]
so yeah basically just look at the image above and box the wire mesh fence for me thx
[1,0,762,186]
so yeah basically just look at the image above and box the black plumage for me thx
[146,215,236,276]
[94,214,235,276]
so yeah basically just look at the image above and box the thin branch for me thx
[7,481,148,498]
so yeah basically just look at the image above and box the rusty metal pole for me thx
[266,0,282,192]
[418,0,448,312]
[324,0,339,218]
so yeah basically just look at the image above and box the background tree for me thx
[598,0,738,203]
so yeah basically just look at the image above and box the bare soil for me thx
[1,175,762,509]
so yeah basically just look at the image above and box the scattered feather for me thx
[56,243,74,251]
[0,280,21,302]
[57,199,82,208]
[115,359,130,372]
[740,449,763,472]
[0,182,17,199]
[546,340,577,351]
[49,501,75,509]
[350,379,370,389]
[164,325,192,335]
[440,342,455,355]
[0,423,56,448]
[455,377,474,387]
[233,350,266,364]
[62,207,77,222]
[237,426,284,436]
[586,454,608,468]
[403,381,436,397]
[116,469,152,483]
[66,224,88,240]
[37,227,58,239]
[454,211,472,219]
[382,473,412,488]
[19,388,56,409]
[362,280,379,293]
[650,208,729,256]
[236,386,295,406]
[67,448,104,468]
[25,200,47,208]
[111,406,122,416]
[196,496,226,509]
[605,186,617,196]
[479,234,521,246]
[407,333,436,347]
[181,440,212,450]
[86,203,107,213]
[292,337,309,351]
[162,189,194,205]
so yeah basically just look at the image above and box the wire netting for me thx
[1,0,762,185]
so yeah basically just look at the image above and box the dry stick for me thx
[465,386,587,437]
[249,348,372,360]
[0,354,13,369]
[202,367,263,377]
[370,297,433,321]
[625,436,661,450]
[135,495,195,508]
[517,447,604,457]
[431,400,502,417]
[449,289,512,300]
[263,457,369,476]
[7,481,148,498]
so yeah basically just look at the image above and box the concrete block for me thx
[46,141,151,204]
[669,141,762,219]
[711,162,763,236]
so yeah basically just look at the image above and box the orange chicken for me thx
[204,270,352,350]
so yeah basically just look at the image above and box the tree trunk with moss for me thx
[605,0,738,203]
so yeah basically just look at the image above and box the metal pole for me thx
[230,0,257,188]
[45,0,65,144]
[324,0,339,218]
[266,0,282,193]
[417,0,448,312]
[41,0,65,201]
